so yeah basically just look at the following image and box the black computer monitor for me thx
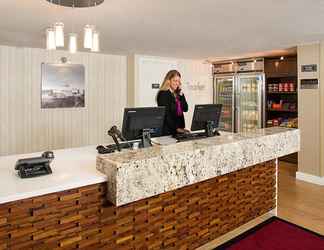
[191,104,222,136]
[122,107,165,147]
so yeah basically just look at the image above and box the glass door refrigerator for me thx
[213,75,235,132]
[236,73,265,132]
[213,59,265,133]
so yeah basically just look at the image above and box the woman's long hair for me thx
[160,70,181,91]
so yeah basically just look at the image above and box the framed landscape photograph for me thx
[41,63,85,109]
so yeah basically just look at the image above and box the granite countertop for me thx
[97,127,300,207]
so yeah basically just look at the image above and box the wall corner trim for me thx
[296,171,324,186]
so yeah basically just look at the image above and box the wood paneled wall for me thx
[0,46,127,156]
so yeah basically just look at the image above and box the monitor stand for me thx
[141,129,152,148]
[205,121,220,137]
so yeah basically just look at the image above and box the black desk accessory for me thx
[122,107,165,148]
[121,107,165,148]
[97,126,134,154]
[96,145,115,154]
[96,142,136,154]
[108,126,122,151]
[191,104,222,137]
[173,104,222,142]
[15,151,54,178]
[141,128,152,148]
[97,106,166,154]
[108,126,132,150]
[174,130,221,142]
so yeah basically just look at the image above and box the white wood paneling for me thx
[178,59,213,129]
[297,44,321,176]
[128,55,213,129]
[138,56,178,107]
[0,45,127,156]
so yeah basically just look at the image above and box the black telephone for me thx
[15,151,54,178]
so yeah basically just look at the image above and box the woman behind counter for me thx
[157,70,188,136]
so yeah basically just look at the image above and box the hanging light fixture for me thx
[45,0,104,53]
[54,22,65,47]
[46,27,56,50]
[84,25,93,49]
[69,33,78,53]
[91,30,100,52]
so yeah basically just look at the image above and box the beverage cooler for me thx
[213,59,265,133]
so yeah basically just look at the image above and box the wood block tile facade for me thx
[0,160,276,249]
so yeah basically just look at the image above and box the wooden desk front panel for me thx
[0,160,276,250]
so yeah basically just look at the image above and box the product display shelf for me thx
[265,56,298,164]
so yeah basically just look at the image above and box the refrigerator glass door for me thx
[236,74,264,132]
[214,76,235,132]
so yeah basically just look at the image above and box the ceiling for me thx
[0,0,323,59]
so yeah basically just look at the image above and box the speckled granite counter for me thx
[96,127,300,206]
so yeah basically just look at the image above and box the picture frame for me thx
[41,63,85,109]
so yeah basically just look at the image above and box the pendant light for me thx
[46,27,56,50]
[54,22,65,47]
[45,0,104,52]
[91,30,100,52]
[68,1,77,54]
[84,25,93,49]
[69,33,78,53]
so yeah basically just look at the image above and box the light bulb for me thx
[46,27,56,50]
[69,33,77,54]
[91,31,100,52]
[84,25,93,49]
[54,22,64,47]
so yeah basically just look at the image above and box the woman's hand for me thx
[177,82,184,96]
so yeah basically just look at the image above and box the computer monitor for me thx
[122,107,166,147]
[191,104,222,136]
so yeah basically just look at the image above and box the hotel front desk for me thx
[0,127,299,250]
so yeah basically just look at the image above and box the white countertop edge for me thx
[0,175,107,204]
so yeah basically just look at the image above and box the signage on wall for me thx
[184,81,206,91]
[300,79,319,89]
[151,83,160,89]
[301,64,317,72]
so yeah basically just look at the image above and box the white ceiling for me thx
[0,0,323,59]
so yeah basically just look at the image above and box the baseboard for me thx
[296,171,324,186]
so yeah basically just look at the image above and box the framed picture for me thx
[41,63,85,109]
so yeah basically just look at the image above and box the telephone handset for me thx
[175,87,181,95]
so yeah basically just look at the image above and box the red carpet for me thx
[215,217,324,250]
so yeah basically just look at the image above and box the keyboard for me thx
[174,132,207,142]
[106,142,133,151]
[174,131,220,142]
[97,140,141,154]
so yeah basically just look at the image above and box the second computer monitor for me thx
[122,107,165,141]
[191,104,222,133]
